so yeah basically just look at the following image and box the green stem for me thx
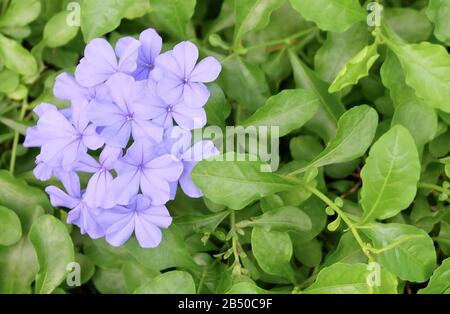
[300,183,374,262]
[418,182,447,194]
[221,27,317,64]
[230,211,241,269]
[9,98,28,174]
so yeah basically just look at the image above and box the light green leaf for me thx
[322,232,367,267]
[0,0,41,27]
[419,257,450,294]
[81,0,132,42]
[134,271,196,294]
[251,227,295,282]
[242,89,319,137]
[242,206,312,233]
[329,43,380,93]
[220,57,270,120]
[125,226,198,272]
[386,41,450,113]
[0,117,30,135]
[380,50,420,108]
[391,102,438,149]
[0,206,22,246]
[29,215,75,294]
[315,22,370,83]
[0,237,38,293]
[149,0,196,39]
[426,0,450,46]
[93,267,128,294]
[0,69,20,93]
[0,33,37,76]
[304,263,398,294]
[226,282,268,294]
[293,238,322,267]
[363,223,437,282]
[192,153,297,210]
[289,0,366,32]
[306,105,378,169]
[384,8,432,43]
[360,125,421,222]
[288,49,345,141]
[121,262,159,292]
[0,170,53,231]
[233,0,284,45]
[44,11,79,48]
[204,83,230,128]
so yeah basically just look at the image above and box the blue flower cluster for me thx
[24,28,221,248]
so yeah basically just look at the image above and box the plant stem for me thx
[9,98,28,174]
[300,182,375,262]
[418,182,447,194]
[229,211,241,269]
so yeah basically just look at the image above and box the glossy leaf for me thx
[289,0,366,32]
[29,215,75,294]
[243,206,312,233]
[363,223,437,282]
[192,153,297,210]
[360,125,421,222]
[0,33,37,76]
[251,227,295,282]
[418,257,450,294]
[0,206,22,246]
[306,105,378,169]
[149,0,196,39]
[329,43,380,93]
[242,89,319,137]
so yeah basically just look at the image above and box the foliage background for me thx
[0,0,449,294]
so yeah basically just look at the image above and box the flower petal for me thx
[190,56,222,83]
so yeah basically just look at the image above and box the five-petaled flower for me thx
[24,28,221,248]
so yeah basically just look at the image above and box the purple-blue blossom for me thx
[24,28,221,249]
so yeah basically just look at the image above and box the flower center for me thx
[167,105,173,113]
[126,113,134,121]
[183,78,189,84]
[146,63,154,70]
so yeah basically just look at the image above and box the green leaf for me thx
[243,206,312,233]
[290,135,323,161]
[242,89,319,137]
[304,263,398,294]
[134,271,196,294]
[0,0,41,27]
[293,238,322,267]
[0,117,30,135]
[204,83,230,128]
[314,22,370,83]
[44,11,79,48]
[220,57,270,120]
[0,237,38,293]
[192,153,297,210]
[329,43,380,93]
[426,0,450,46]
[363,223,437,282]
[306,105,378,169]
[29,215,75,294]
[322,232,367,267]
[93,267,128,294]
[0,170,53,231]
[233,0,284,45]
[226,282,268,294]
[418,257,450,294]
[81,0,132,42]
[0,69,20,93]
[0,206,22,246]
[121,262,159,292]
[251,227,295,282]
[149,0,196,39]
[125,226,198,272]
[384,8,432,43]
[360,125,421,222]
[288,49,345,141]
[386,41,450,113]
[289,0,366,32]
[391,102,438,149]
[380,50,420,108]
[0,33,37,76]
